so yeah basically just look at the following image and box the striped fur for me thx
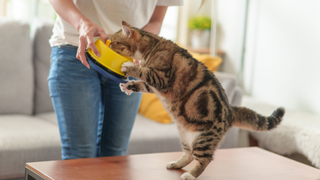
[111,21,285,180]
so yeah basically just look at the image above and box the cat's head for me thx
[109,21,142,59]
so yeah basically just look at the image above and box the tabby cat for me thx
[109,21,285,180]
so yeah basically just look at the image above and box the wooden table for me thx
[25,147,320,180]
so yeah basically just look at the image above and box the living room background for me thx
[214,0,320,116]
[1,0,319,116]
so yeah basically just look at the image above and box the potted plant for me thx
[188,16,211,49]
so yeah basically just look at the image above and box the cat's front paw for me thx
[166,161,181,169]
[121,61,135,76]
[119,81,134,95]
[180,172,196,180]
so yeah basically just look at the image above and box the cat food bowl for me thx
[86,38,133,83]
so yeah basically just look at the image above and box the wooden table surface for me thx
[26,147,320,180]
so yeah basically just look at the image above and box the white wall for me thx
[242,0,320,115]
[216,0,247,75]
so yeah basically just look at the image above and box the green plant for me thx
[188,16,211,30]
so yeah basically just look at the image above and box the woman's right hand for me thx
[76,18,108,68]
[48,0,108,68]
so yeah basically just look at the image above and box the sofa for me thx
[0,18,243,180]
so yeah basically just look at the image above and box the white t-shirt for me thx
[49,0,183,47]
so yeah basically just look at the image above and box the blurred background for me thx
[1,0,319,116]
[1,1,320,178]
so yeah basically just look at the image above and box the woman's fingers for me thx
[76,19,108,69]
[77,35,90,68]
[87,36,100,57]
[99,31,108,44]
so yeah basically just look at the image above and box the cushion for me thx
[138,53,222,123]
[0,19,33,115]
[139,93,172,124]
[32,19,55,114]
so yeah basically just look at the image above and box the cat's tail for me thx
[231,106,285,131]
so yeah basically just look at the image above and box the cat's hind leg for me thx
[120,80,153,95]
[166,143,193,169]
[181,131,222,180]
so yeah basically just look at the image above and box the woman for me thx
[48,0,183,159]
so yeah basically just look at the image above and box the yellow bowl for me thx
[87,39,133,77]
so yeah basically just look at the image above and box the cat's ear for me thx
[122,24,132,38]
[122,21,132,27]
[122,24,140,41]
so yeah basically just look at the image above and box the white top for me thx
[49,0,183,47]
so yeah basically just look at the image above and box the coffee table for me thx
[25,147,320,180]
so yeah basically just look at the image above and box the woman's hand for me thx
[76,18,108,68]
[49,0,108,68]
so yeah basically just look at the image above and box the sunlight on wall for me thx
[243,0,320,115]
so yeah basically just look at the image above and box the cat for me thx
[109,21,285,180]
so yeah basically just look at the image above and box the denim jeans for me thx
[48,45,142,160]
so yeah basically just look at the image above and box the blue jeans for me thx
[48,45,142,160]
